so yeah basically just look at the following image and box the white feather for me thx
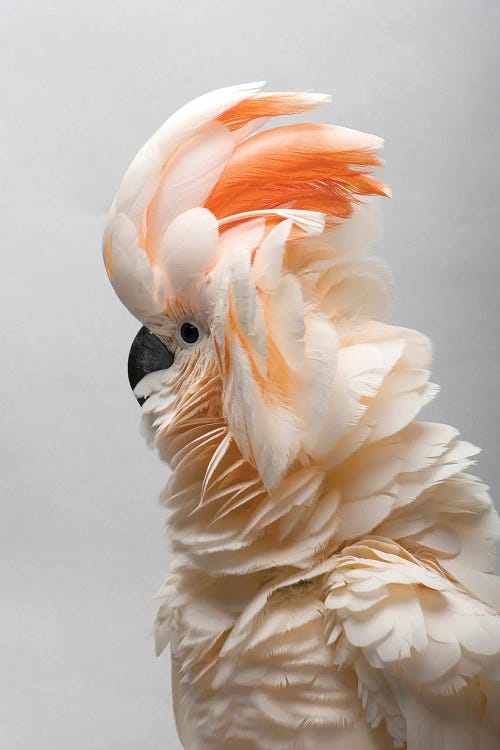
[103,84,500,750]
[159,207,219,291]
[150,121,233,250]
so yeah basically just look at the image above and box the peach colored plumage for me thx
[103,83,500,750]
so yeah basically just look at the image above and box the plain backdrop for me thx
[1,1,499,748]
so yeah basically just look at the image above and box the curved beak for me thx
[128,326,174,405]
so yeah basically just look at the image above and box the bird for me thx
[102,82,500,750]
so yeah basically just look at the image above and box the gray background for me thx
[1,1,499,748]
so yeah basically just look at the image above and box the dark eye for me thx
[179,321,200,345]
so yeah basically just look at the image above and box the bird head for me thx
[103,82,388,491]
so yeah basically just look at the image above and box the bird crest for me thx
[103,82,389,488]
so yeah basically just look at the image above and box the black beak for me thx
[128,326,174,405]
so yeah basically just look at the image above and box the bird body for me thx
[103,83,500,749]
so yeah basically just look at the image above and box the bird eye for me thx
[176,320,201,347]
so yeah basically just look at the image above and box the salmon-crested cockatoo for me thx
[103,83,500,750]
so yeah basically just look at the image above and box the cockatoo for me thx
[103,83,500,750]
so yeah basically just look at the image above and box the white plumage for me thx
[103,83,500,749]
